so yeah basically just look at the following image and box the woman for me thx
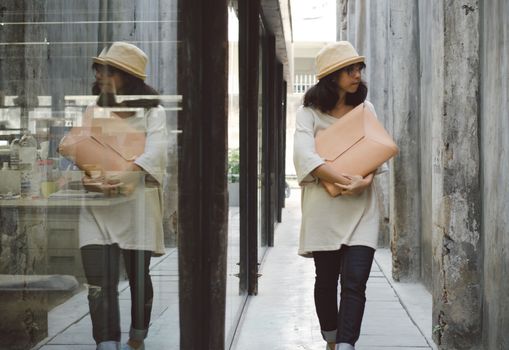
[78,42,167,350]
[293,41,388,350]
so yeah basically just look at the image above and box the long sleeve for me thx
[134,106,168,184]
[293,106,325,186]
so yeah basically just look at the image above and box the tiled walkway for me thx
[35,250,179,350]
[231,188,436,350]
[34,189,436,350]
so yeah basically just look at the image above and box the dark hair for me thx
[91,63,160,109]
[303,67,367,113]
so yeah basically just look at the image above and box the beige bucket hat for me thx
[94,42,148,80]
[92,46,108,65]
[315,41,365,80]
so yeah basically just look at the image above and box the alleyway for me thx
[231,188,436,350]
[34,250,180,349]
[33,188,436,350]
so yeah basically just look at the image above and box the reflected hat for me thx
[315,41,365,80]
[101,42,148,80]
[92,47,108,65]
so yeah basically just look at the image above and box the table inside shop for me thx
[0,194,134,281]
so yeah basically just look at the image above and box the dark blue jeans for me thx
[313,245,375,345]
[81,244,153,344]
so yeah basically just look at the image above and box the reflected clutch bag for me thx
[58,118,146,173]
[315,103,398,197]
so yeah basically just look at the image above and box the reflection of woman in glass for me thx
[293,41,387,350]
[79,42,167,350]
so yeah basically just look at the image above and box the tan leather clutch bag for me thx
[315,103,398,197]
[59,118,146,173]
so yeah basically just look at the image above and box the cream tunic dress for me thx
[78,105,168,255]
[293,101,388,258]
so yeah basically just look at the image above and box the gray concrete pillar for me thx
[349,0,366,52]
[0,1,49,128]
[0,1,26,101]
[430,1,482,348]
[336,0,348,41]
[368,0,391,248]
[341,0,392,247]
[345,0,356,45]
[480,1,509,348]
[363,0,391,247]
[158,0,179,247]
[387,0,421,281]
[417,0,435,292]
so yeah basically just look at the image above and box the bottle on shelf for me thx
[19,131,39,198]
[9,138,20,170]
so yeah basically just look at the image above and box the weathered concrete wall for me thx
[416,0,434,292]
[341,0,422,278]
[480,0,509,348]
[0,1,51,128]
[342,0,488,348]
[339,0,393,248]
[386,0,421,282]
[430,2,482,348]
[44,1,102,110]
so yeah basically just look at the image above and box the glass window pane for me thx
[225,7,246,346]
[0,1,180,348]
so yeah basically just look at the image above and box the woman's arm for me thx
[134,106,168,184]
[294,107,351,186]
[311,163,352,186]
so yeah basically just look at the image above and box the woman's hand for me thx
[334,173,374,196]
[82,173,108,194]
[311,163,352,186]
[82,163,143,197]
[103,165,143,196]
[82,173,123,197]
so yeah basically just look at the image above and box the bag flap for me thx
[364,110,399,152]
[93,133,145,161]
[58,127,102,156]
[60,119,145,162]
[315,104,366,161]
[69,126,102,136]
[91,118,145,161]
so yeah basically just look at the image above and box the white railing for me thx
[293,74,317,94]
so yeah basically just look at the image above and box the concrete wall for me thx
[416,0,434,292]
[338,0,423,256]
[386,0,422,282]
[430,2,482,348]
[339,0,509,348]
[480,0,509,348]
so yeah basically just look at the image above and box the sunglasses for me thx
[343,63,366,76]
[92,63,116,76]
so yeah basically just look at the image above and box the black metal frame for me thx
[178,0,288,346]
[265,34,276,248]
[238,0,260,297]
[238,1,288,295]
[277,63,286,221]
[177,0,229,348]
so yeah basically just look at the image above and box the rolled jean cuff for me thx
[129,327,148,341]
[321,329,337,342]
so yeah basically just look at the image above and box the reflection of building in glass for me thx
[0,0,292,349]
